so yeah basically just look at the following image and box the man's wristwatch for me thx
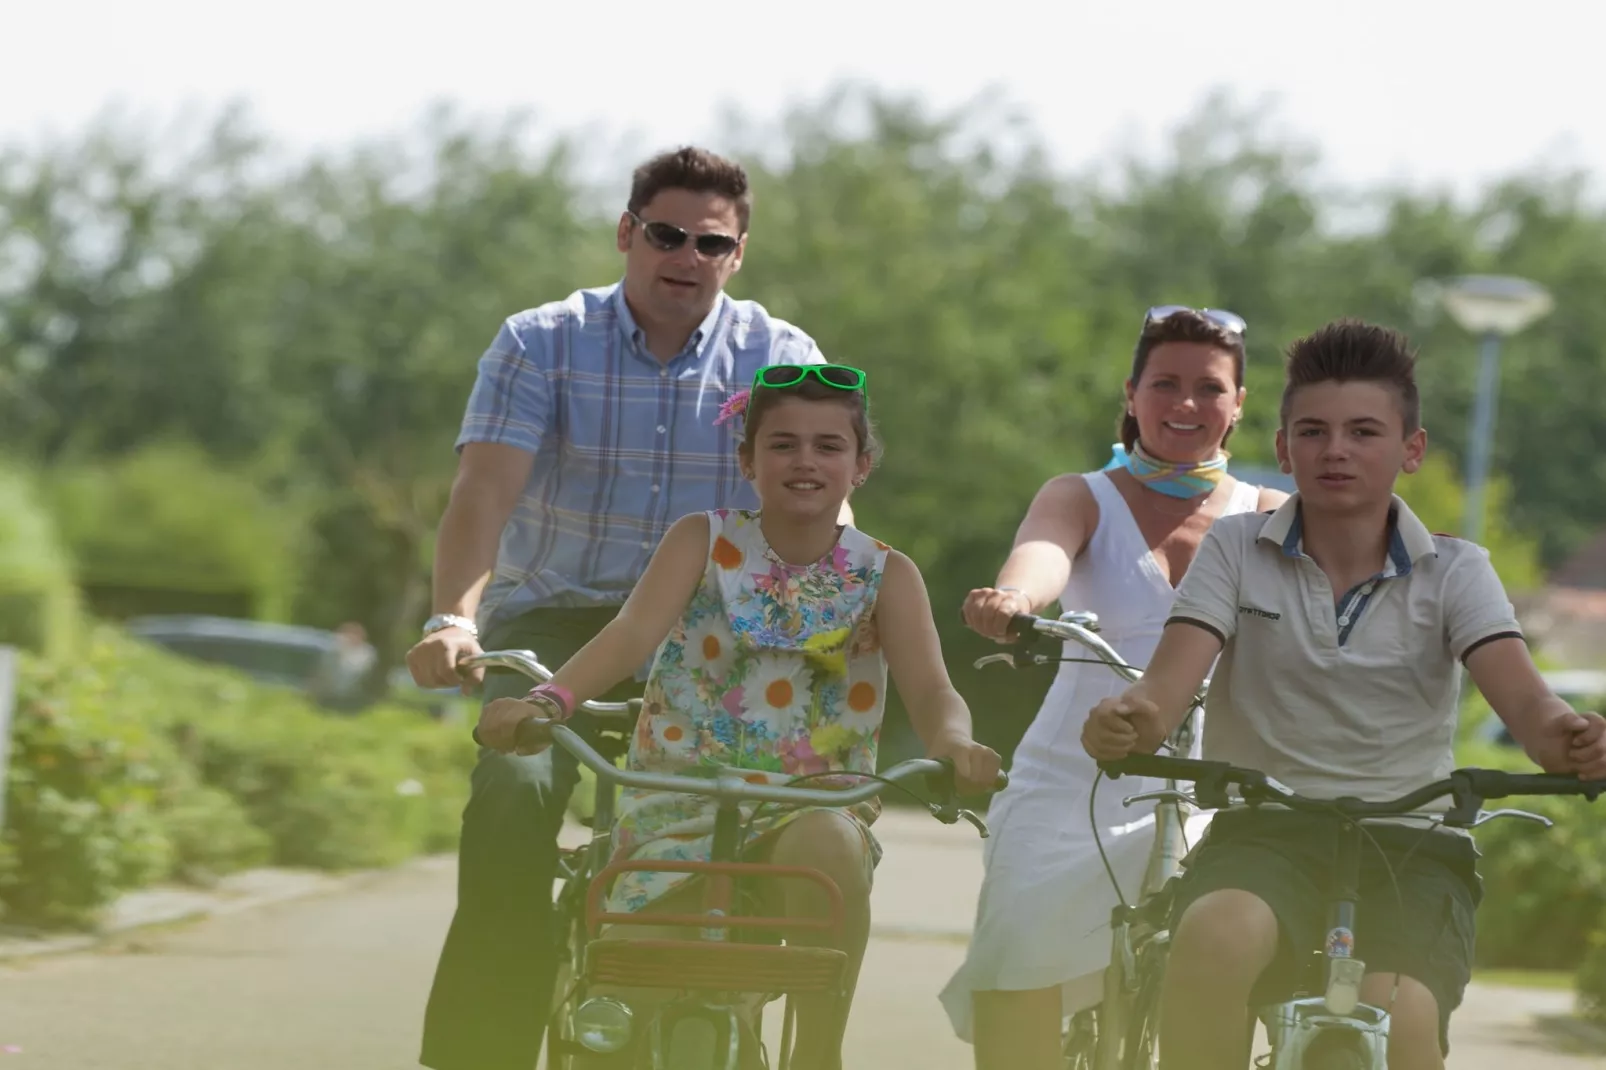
[422,613,479,639]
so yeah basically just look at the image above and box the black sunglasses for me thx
[628,212,741,259]
[1145,305,1248,336]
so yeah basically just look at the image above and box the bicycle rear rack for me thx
[587,939,849,994]
[585,860,847,939]
[581,859,853,996]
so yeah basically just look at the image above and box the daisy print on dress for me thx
[837,656,885,736]
[683,613,738,703]
[741,653,814,736]
[632,681,689,763]
[605,508,891,914]
[649,707,697,758]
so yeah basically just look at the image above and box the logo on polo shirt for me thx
[1238,605,1281,621]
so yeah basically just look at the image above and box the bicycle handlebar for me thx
[1008,611,1143,686]
[986,610,1209,716]
[540,722,1000,807]
[1098,753,1606,828]
[467,648,1008,809]
[461,649,638,720]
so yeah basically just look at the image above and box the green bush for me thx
[3,652,196,926]
[43,441,305,622]
[1,624,474,930]
[1455,699,1606,1019]
[1462,739,1606,970]
[1577,934,1606,1022]
[0,464,80,657]
[190,709,439,869]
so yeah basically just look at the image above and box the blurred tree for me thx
[1394,452,1543,592]
[3,82,1604,739]
[43,441,303,622]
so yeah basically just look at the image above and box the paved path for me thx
[0,808,1599,1068]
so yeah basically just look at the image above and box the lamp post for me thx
[0,646,13,834]
[1415,275,1554,544]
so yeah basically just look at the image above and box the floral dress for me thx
[604,508,892,914]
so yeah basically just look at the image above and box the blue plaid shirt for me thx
[457,281,825,632]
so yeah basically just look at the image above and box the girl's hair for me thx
[739,378,881,464]
[1119,310,1247,451]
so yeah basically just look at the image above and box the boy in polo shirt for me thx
[1083,319,1606,1070]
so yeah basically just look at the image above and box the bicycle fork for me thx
[1092,795,1189,1070]
[1259,822,1389,1070]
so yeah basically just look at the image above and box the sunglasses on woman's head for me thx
[751,364,868,394]
[1145,305,1248,337]
[628,212,741,259]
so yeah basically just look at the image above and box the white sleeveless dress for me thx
[940,471,1263,1040]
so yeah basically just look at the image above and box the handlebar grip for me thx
[1461,769,1606,800]
[514,715,556,750]
[470,716,556,752]
[926,756,1011,794]
[1008,613,1041,639]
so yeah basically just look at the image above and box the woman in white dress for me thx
[943,307,1289,1069]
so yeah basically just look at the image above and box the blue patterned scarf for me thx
[1104,441,1229,499]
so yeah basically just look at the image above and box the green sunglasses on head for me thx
[750,363,868,395]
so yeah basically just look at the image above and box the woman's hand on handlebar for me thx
[476,695,561,755]
[962,587,1033,644]
[927,731,1005,795]
[1082,694,1165,761]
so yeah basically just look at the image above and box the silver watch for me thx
[422,613,479,639]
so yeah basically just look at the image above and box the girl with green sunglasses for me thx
[479,356,1002,1069]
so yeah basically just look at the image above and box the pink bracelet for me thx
[525,683,576,721]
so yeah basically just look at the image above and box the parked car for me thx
[1475,668,1606,748]
[126,614,382,713]
[387,664,472,722]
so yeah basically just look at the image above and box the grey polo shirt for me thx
[1168,494,1523,805]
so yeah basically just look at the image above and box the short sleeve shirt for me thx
[455,282,825,631]
[1167,494,1523,802]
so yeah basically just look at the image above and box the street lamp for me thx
[1415,275,1554,544]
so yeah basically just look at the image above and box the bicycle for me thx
[463,651,643,1066]
[973,610,1210,1070]
[1097,751,1606,1070]
[464,648,1009,1070]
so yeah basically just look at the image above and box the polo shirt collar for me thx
[1258,492,1437,574]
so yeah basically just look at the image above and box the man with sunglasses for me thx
[408,146,844,1070]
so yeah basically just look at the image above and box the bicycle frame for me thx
[990,612,1606,1070]
[974,611,1207,1070]
[466,649,1000,1070]
[1098,753,1606,1070]
[1254,816,1388,1070]
[1088,714,1194,1070]
[464,651,640,1067]
[571,736,997,1069]
[581,804,856,1070]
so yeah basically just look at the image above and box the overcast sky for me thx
[8,0,1596,200]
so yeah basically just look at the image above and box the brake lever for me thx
[973,652,1019,670]
[957,808,990,838]
[1122,789,1200,809]
[1471,808,1554,829]
[926,797,992,838]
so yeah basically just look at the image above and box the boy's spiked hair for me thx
[1280,319,1421,433]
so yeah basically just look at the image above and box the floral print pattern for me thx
[605,508,891,913]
